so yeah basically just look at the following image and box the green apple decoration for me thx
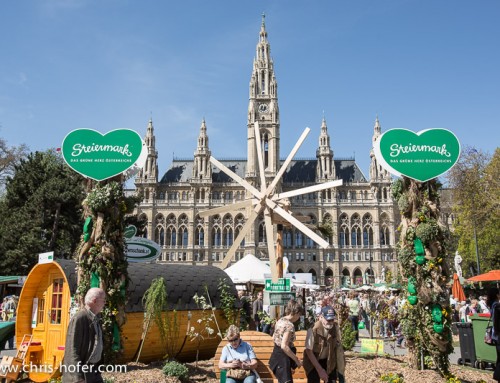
[433,323,444,334]
[408,296,418,305]
[415,255,426,265]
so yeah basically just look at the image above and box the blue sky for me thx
[1,1,498,184]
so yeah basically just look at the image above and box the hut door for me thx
[45,275,65,365]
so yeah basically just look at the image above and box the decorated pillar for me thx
[62,128,147,362]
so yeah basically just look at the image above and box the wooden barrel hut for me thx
[15,259,235,381]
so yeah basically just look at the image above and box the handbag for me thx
[226,368,252,380]
[358,320,366,329]
[484,316,496,346]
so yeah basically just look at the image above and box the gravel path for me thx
[102,354,497,383]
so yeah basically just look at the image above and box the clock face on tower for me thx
[258,103,268,113]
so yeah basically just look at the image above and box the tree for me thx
[0,150,86,274]
[0,137,28,190]
[447,147,500,275]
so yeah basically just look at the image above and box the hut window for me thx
[37,297,45,325]
[50,278,64,324]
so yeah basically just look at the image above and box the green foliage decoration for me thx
[340,320,356,351]
[397,245,415,272]
[258,310,276,326]
[394,177,453,376]
[141,277,180,360]
[143,277,168,341]
[397,193,410,214]
[415,219,440,245]
[162,360,189,381]
[218,278,238,328]
[317,217,334,239]
[75,179,140,363]
[391,178,404,200]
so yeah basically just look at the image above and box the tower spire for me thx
[135,118,158,201]
[142,118,158,181]
[260,13,267,42]
[369,116,390,181]
[192,118,212,181]
[247,15,280,181]
[316,116,335,181]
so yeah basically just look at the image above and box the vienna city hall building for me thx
[134,18,399,287]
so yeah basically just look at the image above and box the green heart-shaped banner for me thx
[62,129,146,181]
[374,129,461,182]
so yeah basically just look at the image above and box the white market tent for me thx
[224,254,320,290]
[224,253,271,284]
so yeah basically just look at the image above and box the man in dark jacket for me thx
[252,291,263,331]
[62,288,106,383]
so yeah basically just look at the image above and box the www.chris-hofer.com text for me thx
[0,362,127,375]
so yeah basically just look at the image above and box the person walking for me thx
[219,325,258,383]
[62,288,106,383]
[269,299,303,383]
[347,292,360,341]
[252,291,264,332]
[486,287,500,382]
[359,293,370,331]
[303,305,345,383]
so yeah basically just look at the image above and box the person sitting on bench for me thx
[219,325,258,383]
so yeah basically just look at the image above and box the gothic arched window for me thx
[362,213,373,247]
[155,226,165,246]
[179,226,188,247]
[195,226,204,246]
[258,221,266,244]
[166,226,176,246]
[339,213,350,248]
[380,213,391,246]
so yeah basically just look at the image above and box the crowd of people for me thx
[3,284,499,382]
[238,287,405,340]
[0,295,18,322]
[0,295,18,350]
[304,288,405,344]
[231,285,500,383]
[232,288,408,383]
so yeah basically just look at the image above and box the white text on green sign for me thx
[265,278,291,292]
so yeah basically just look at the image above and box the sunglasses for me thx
[228,336,240,343]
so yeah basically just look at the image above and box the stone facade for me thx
[134,17,400,287]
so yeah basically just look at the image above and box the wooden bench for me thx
[214,330,307,383]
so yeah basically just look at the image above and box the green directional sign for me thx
[269,292,296,306]
[265,278,291,292]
